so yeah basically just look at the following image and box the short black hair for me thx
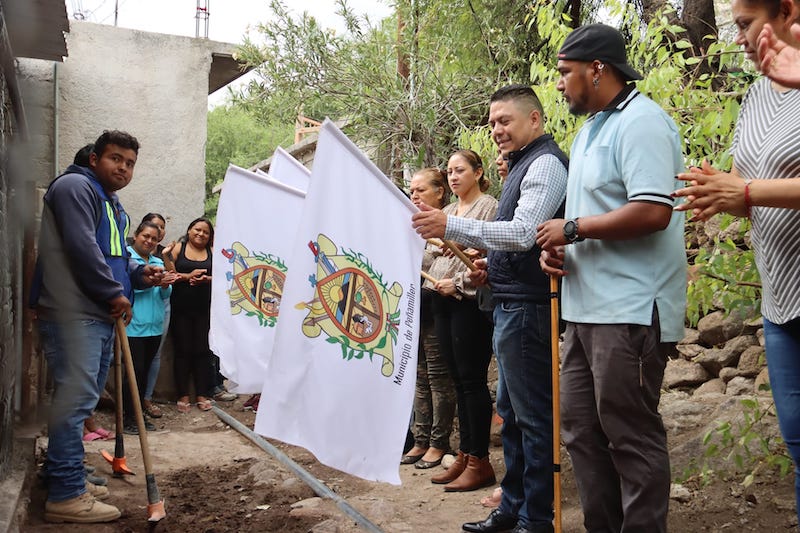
[93,130,140,158]
[73,144,94,166]
[490,84,544,117]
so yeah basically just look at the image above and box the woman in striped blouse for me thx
[673,0,800,521]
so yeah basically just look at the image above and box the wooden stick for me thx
[549,275,562,533]
[426,238,444,248]
[420,271,439,284]
[442,239,478,272]
[115,318,166,521]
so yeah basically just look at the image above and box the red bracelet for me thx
[744,179,752,218]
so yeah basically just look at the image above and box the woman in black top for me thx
[163,217,215,412]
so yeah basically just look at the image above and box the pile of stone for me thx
[664,309,768,397]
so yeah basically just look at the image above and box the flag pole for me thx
[442,239,478,271]
[549,274,562,533]
[420,271,439,284]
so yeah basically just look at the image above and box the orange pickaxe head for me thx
[147,500,166,522]
[100,449,135,476]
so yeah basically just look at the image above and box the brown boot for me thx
[431,450,467,484]
[444,454,496,492]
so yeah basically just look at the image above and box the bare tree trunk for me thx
[639,0,718,79]
[681,0,717,56]
[567,0,581,28]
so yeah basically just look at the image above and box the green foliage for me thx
[204,105,293,219]
[233,0,554,176]
[686,226,761,326]
[693,398,793,487]
[227,0,760,326]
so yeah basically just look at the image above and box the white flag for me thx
[210,164,305,394]
[268,146,311,192]
[255,120,424,484]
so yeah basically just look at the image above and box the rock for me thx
[697,310,752,346]
[441,454,456,469]
[676,343,704,360]
[291,497,323,509]
[309,519,341,533]
[737,345,766,378]
[670,483,692,503]
[694,378,726,396]
[694,335,758,375]
[703,216,747,245]
[660,396,714,432]
[680,328,701,345]
[726,376,754,396]
[663,359,711,389]
[754,367,771,396]
[719,367,739,383]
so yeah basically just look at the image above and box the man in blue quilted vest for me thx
[34,130,163,523]
[413,85,569,533]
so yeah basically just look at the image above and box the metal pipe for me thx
[212,407,383,533]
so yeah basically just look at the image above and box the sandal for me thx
[177,400,191,414]
[481,487,503,508]
[94,427,113,440]
[196,398,213,412]
[144,401,163,418]
[82,431,104,442]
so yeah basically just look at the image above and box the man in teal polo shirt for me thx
[536,24,686,533]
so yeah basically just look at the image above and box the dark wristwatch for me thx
[563,219,585,243]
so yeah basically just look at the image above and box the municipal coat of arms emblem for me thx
[222,242,287,328]
[295,234,402,377]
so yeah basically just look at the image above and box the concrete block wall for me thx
[18,20,231,244]
[0,65,14,479]
[15,21,239,403]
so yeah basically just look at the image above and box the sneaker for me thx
[123,420,156,435]
[143,400,163,418]
[251,396,259,414]
[86,472,107,486]
[45,492,121,523]
[214,389,237,402]
[85,481,109,500]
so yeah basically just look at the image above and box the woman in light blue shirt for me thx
[122,221,176,434]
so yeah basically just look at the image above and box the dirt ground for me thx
[17,391,799,533]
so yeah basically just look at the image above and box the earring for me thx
[593,77,600,88]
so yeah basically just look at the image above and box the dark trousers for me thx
[171,312,213,399]
[122,335,161,423]
[431,293,493,458]
[561,307,671,533]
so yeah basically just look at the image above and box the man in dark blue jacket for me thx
[34,130,163,523]
[413,85,568,533]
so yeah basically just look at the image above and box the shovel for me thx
[116,317,166,522]
[100,333,135,476]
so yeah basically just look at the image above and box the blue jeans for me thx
[38,318,115,502]
[493,301,553,529]
[764,316,800,525]
[144,303,170,400]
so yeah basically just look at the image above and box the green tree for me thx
[204,105,293,219]
[233,0,759,324]
[234,0,556,180]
